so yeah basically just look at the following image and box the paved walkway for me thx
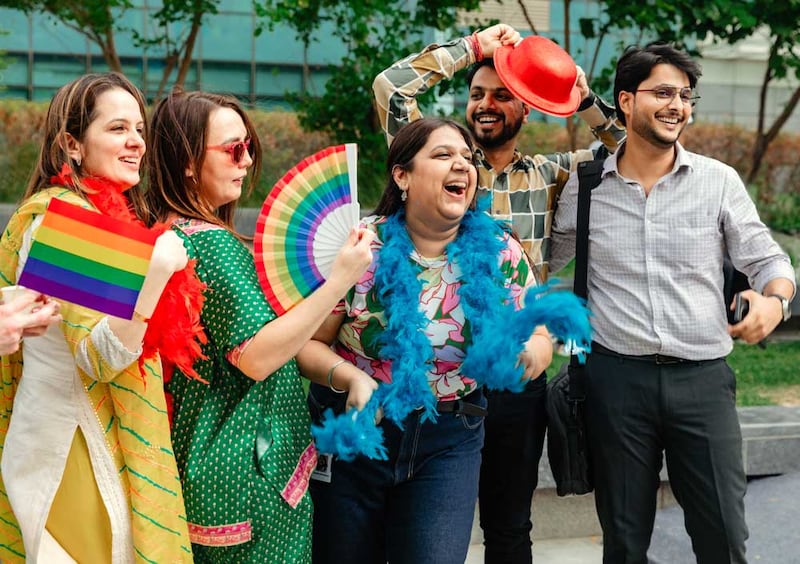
[649,471,800,563]
[465,472,800,564]
[466,537,602,563]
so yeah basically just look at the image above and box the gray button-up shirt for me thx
[551,142,796,360]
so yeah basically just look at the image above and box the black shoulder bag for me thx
[545,158,603,497]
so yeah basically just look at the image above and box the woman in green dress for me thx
[144,90,374,563]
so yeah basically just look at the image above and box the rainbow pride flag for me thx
[18,198,158,319]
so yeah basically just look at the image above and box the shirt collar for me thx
[473,147,524,172]
[608,140,694,177]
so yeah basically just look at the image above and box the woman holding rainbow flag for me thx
[0,72,203,563]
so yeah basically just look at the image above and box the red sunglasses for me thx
[207,137,253,164]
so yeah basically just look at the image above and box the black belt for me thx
[436,393,487,417]
[591,342,690,365]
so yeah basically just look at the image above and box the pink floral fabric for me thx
[334,215,536,401]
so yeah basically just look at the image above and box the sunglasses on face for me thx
[635,86,700,107]
[207,138,253,164]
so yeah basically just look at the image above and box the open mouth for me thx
[444,183,467,196]
[475,113,502,125]
[656,113,681,125]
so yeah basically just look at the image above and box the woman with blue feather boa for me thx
[297,118,591,564]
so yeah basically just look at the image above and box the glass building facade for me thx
[0,0,348,107]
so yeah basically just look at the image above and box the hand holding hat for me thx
[494,36,582,117]
[473,24,521,58]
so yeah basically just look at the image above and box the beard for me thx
[631,111,686,149]
[467,112,524,149]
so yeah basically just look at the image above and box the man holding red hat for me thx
[373,23,625,564]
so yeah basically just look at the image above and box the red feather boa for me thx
[50,164,208,387]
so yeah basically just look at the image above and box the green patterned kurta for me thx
[168,219,315,564]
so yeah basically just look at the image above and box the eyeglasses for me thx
[207,138,253,164]
[635,86,700,107]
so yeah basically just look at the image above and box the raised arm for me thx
[373,36,477,146]
[573,66,626,153]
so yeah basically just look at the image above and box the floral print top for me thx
[334,215,536,401]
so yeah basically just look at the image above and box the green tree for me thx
[0,0,220,94]
[0,0,129,71]
[579,0,800,194]
[255,0,482,205]
[0,30,8,90]
[131,0,220,98]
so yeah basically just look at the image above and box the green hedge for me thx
[0,102,338,209]
[1,99,799,229]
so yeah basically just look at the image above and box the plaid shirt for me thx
[373,37,626,278]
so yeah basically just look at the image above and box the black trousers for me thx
[479,375,548,564]
[585,350,748,564]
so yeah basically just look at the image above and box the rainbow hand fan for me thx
[254,143,360,315]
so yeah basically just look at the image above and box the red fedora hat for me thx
[494,36,581,117]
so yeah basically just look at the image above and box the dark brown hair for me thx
[145,90,262,236]
[373,118,476,216]
[24,72,150,216]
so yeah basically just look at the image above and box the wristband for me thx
[470,31,484,62]
[577,92,596,112]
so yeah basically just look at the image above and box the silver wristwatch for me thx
[768,294,792,322]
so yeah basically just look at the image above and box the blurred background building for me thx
[1,0,798,131]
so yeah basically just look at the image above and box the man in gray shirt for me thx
[551,42,795,563]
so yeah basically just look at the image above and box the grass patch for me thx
[547,340,800,407]
[728,339,800,406]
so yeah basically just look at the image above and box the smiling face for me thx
[199,107,253,210]
[620,63,692,150]
[394,125,478,226]
[466,65,528,150]
[69,88,145,190]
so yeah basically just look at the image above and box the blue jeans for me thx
[479,376,548,564]
[308,384,486,564]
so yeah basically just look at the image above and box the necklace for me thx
[410,244,445,268]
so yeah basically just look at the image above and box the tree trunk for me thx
[175,11,204,89]
[516,0,538,34]
[155,54,179,100]
[101,33,123,73]
[745,47,773,192]
[563,0,577,150]
[100,4,122,73]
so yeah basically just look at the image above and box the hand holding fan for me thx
[254,143,360,315]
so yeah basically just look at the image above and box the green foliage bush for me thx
[1,99,799,229]
[0,100,49,204]
[244,111,334,207]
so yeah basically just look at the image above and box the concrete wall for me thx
[696,33,800,132]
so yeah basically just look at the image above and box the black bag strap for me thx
[573,159,603,299]
[568,159,605,400]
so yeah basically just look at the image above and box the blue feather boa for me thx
[312,202,592,460]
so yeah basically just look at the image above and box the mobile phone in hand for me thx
[731,292,750,324]
[730,292,768,348]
